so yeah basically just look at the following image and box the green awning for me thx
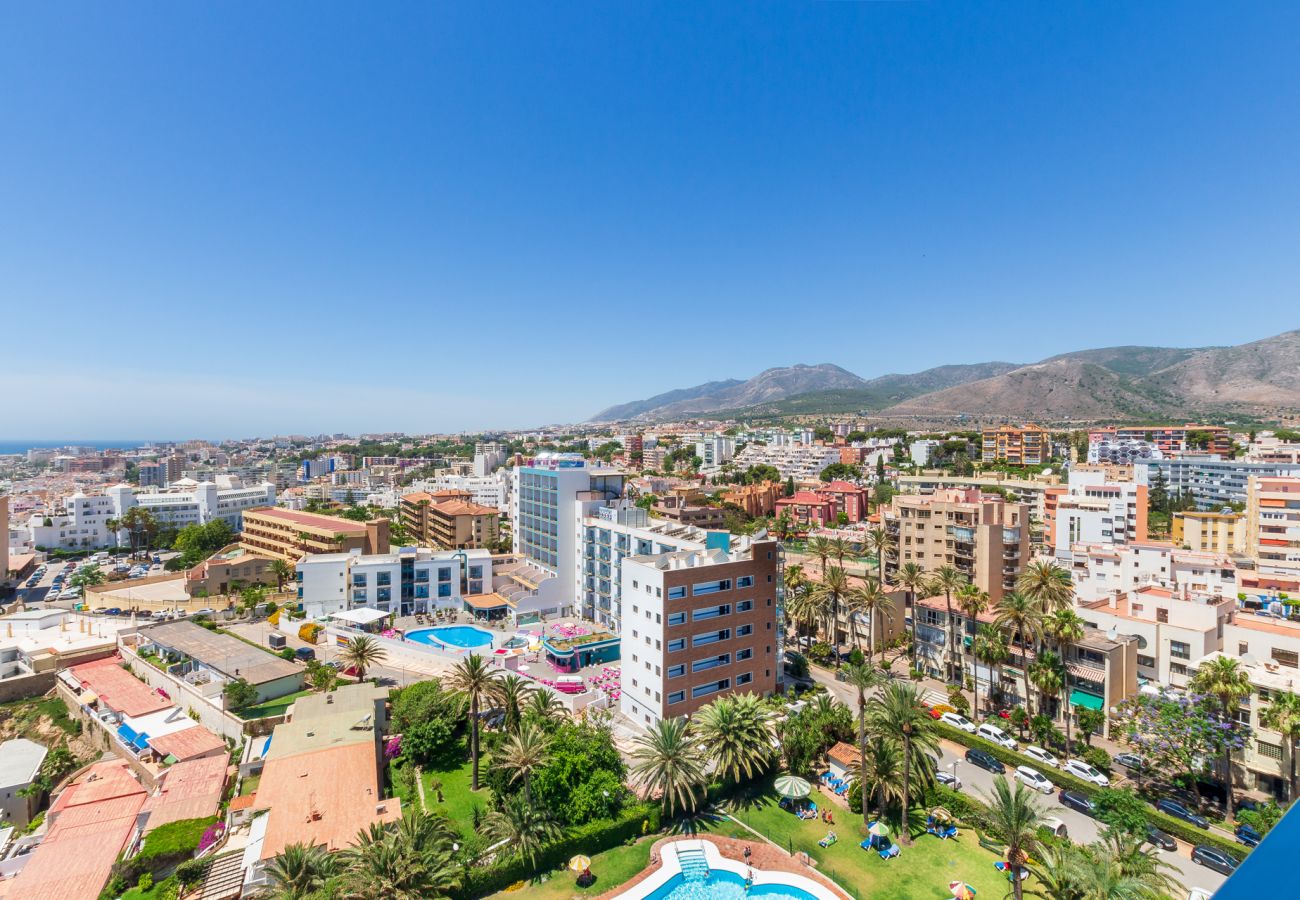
[1069,689,1105,711]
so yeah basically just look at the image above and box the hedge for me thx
[932,722,1246,860]
[452,802,661,899]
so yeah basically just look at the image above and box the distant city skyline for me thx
[4,3,1298,437]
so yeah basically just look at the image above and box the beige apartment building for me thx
[239,507,390,561]
[982,425,1049,466]
[1247,476,1300,576]
[884,488,1031,602]
[400,491,499,550]
[1173,509,1247,555]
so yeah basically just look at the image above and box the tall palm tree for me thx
[692,693,773,784]
[807,535,833,578]
[340,635,387,680]
[1027,843,1088,900]
[972,623,1008,720]
[1029,649,1065,731]
[1261,689,1300,802]
[979,777,1044,900]
[630,717,704,818]
[868,681,940,844]
[483,795,563,870]
[497,721,551,804]
[1016,559,1074,618]
[447,654,500,791]
[864,526,896,582]
[264,842,337,899]
[785,587,821,643]
[853,735,907,827]
[104,517,121,548]
[270,559,295,592]
[929,566,968,683]
[956,584,990,711]
[782,563,806,617]
[811,565,851,664]
[341,818,459,900]
[1190,655,1252,817]
[1098,830,1180,899]
[522,687,567,728]
[1044,608,1086,749]
[895,562,928,666]
[995,591,1045,716]
[845,578,892,665]
[492,673,535,736]
[828,536,854,571]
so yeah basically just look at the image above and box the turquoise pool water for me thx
[407,625,495,649]
[644,870,816,900]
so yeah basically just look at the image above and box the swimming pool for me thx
[614,842,835,900]
[406,625,495,649]
[644,869,817,900]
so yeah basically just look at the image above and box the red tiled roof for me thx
[148,724,227,761]
[142,755,228,832]
[72,656,171,717]
[245,507,367,533]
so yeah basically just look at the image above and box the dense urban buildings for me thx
[981,424,1048,466]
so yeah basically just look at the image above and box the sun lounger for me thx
[818,831,838,848]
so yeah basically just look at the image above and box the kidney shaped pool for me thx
[406,625,495,649]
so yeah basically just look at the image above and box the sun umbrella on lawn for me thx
[774,775,812,799]
[868,821,890,838]
[949,882,977,900]
[569,855,591,873]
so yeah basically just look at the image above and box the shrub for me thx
[807,642,834,666]
[137,873,154,892]
[277,648,296,661]
[847,781,862,814]
[848,648,865,668]
[174,858,210,889]
[1082,746,1112,774]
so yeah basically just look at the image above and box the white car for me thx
[1063,758,1110,786]
[1023,745,1058,768]
[1015,765,1055,794]
[936,770,963,791]
[57,588,81,600]
[940,712,977,733]
[977,722,1018,750]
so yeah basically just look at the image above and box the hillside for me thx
[1138,330,1300,409]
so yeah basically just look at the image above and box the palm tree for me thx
[692,693,773,784]
[853,735,907,826]
[483,795,563,870]
[1016,559,1074,619]
[868,681,940,844]
[264,842,337,899]
[447,654,499,791]
[808,535,833,577]
[956,584,990,711]
[104,517,121,548]
[828,536,854,571]
[341,818,459,900]
[782,563,806,616]
[340,635,387,681]
[979,777,1044,900]
[1027,843,1088,900]
[1190,655,1252,817]
[270,559,294,592]
[972,623,1008,720]
[785,585,821,643]
[492,673,535,735]
[895,562,928,666]
[1044,608,1086,749]
[1029,649,1065,737]
[630,717,704,818]
[497,721,552,804]
[995,591,1045,716]
[864,526,896,582]
[1261,689,1300,801]
[845,578,892,665]
[522,684,567,728]
[811,565,851,664]
[928,566,968,683]
[1097,830,1180,899]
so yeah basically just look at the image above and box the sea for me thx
[0,440,164,456]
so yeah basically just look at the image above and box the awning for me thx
[329,608,390,625]
[1069,689,1105,711]
[1066,661,1105,682]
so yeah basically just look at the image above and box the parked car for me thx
[1015,765,1054,794]
[1114,752,1144,771]
[294,646,316,662]
[941,712,977,733]
[1023,745,1058,768]
[1144,825,1177,852]
[323,660,343,670]
[977,723,1018,750]
[1235,823,1263,847]
[1063,758,1110,786]
[964,748,1005,774]
[1059,789,1096,816]
[936,770,963,790]
[1155,798,1209,829]
[193,608,215,617]
[1191,845,1239,875]
[103,607,122,616]
[57,588,80,600]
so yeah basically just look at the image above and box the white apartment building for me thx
[1053,469,1148,562]
[732,443,841,481]
[25,491,118,550]
[694,436,736,470]
[1136,456,1300,509]
[1069,542,1237,604]
[409,471,512,512]
[295,546,493,618]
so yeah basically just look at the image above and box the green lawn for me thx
[485,837,653,900]
[234,689,314,720]
[725,782,1022,900]
[420,743,489,837]
[238,774,260,797]
[118,875,178,900]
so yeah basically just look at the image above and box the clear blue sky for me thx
[3,2,1297,439]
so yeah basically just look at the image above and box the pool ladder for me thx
[676,848,710,883]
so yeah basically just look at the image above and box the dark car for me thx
[1144,825,1177,852]
[294,647,316,662]
[1114,752,1144,771]
[1235,823,1263,847]
[104,607,122,616]
[1059,790,1096,816]
[1156,798,1209,829]
[965,748,1005,774]
[1192,845,1239,875]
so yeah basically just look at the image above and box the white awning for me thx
[329,608,390,625]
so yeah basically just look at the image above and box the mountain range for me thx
[589,330,1300,423]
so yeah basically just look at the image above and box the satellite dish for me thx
[1107,625,1118,642]
[1043,468,1054,476]
[1242,653,1258,666]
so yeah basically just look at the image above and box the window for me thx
[693,629,731,647]
[668,612,686,626]
[438,567,451,582]
[469,565,483,579]
[692,678,730,699]
[377,572,392,586]
[736,648,753,661]
[1169,662,1188,676]
[352,574,367,586]
[1137,654,1156,668]
[737,624,753,637]
[1257,740,1283,761]
[1273,648,1299,669]
[692,653,731,673]
[437,583,451,597]
[668,691,685,705]
[692,579,732,595]
[737,575,754,588]
[667,638,686,652]
[1156,608,1169,624]
[737,672,753,686]
[1169,640,1190,660]
[1239,642,1250,656]
[667,664,685,678]
[693,604,731,621]
[737,600,754,612]
[667,587,687,600]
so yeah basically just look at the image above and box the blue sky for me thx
[3,2,1297,439]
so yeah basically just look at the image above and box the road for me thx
[805,661,1228,894]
